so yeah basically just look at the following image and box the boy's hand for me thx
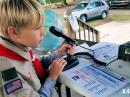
[49,58,67,80]
[58,43,76,56]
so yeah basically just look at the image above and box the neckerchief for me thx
[0,44,45,78]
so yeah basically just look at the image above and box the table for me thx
[58,42,130,97]
[55,40,98,97]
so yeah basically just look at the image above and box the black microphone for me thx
[49,26,77,45]
[49,26,79,71]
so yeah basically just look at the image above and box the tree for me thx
[61,0,68,6]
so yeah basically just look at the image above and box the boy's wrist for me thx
[58,49,63,56]
[49,74,58,81]
[49,75,58,81]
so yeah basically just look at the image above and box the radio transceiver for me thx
[118,41,130,61]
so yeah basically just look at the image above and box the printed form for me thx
[62,63,127,97]
[89,42,119,63]
[75,42,119,63]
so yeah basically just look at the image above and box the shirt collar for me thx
[0,37,32,62]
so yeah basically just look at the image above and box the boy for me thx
[0,0,75,97]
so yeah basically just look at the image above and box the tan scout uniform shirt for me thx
[0,37,59,97]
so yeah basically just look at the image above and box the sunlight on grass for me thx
[86,15,130,27]
[109,15,130,21]
[87,19,106,26]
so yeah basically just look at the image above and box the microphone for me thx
[49,26,79,71]
[49,26,77,45]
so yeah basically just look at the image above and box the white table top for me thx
[59,42,130,97]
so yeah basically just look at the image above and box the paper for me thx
[76,42,119,63]
[60,42,127,97]
[75,43,90,53]
[62,64,127,97]
[89,42,119,63]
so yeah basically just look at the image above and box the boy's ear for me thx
[7,26,19,40]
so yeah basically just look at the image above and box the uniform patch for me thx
[1,67,18,81]
[4,79,23,95]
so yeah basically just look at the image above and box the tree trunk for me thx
[61,0,68,6]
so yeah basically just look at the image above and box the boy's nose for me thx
[40,27,45,37]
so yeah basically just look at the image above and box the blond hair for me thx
[0,0,43,37]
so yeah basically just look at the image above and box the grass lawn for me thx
[87,15,130,27]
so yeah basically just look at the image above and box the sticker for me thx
[4,79,23,95]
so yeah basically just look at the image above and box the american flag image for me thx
[4,79,23,94]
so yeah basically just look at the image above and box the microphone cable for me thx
[74,42,107,66]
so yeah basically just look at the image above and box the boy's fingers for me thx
[53,58,67,67]
[60,59,67,66]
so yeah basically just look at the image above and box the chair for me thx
[38,8,63,51]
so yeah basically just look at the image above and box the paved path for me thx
[95,21,130,44]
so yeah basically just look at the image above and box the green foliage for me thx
[42,0,73,4]
[49,0,61,3]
